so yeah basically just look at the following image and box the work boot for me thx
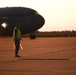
[15,55,21,57]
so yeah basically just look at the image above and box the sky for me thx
[0,0,76,31]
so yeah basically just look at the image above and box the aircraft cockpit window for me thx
[10,13,23,17]
[27,12,38,16]
[27,13,32,16]
[14,13,24,16]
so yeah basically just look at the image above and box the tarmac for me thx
[0,37,76,75]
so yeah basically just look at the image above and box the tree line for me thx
[22,30,76,38]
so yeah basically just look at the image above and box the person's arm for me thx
[15,28,18,39]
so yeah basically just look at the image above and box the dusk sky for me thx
[0,0,76,31]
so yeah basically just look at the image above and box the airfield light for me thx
[1,23,7,28]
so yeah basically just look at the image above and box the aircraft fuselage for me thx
[0,7,45,36]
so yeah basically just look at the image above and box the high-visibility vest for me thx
[13,27,21,39]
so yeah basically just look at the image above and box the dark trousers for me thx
[14,39,20,56]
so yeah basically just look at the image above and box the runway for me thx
[0,37,76,75]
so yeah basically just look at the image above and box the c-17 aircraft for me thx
[0,7,45,36]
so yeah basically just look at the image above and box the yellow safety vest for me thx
[13,27,21,39]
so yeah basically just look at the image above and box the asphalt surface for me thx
[0,37,76,75]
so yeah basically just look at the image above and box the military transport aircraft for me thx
[0,7,45,36]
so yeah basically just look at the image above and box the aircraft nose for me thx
[21,11,45,34]
[30,14,45,31]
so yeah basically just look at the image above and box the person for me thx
[13,23,22,57]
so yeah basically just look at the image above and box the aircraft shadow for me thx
[19,58,70,60]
